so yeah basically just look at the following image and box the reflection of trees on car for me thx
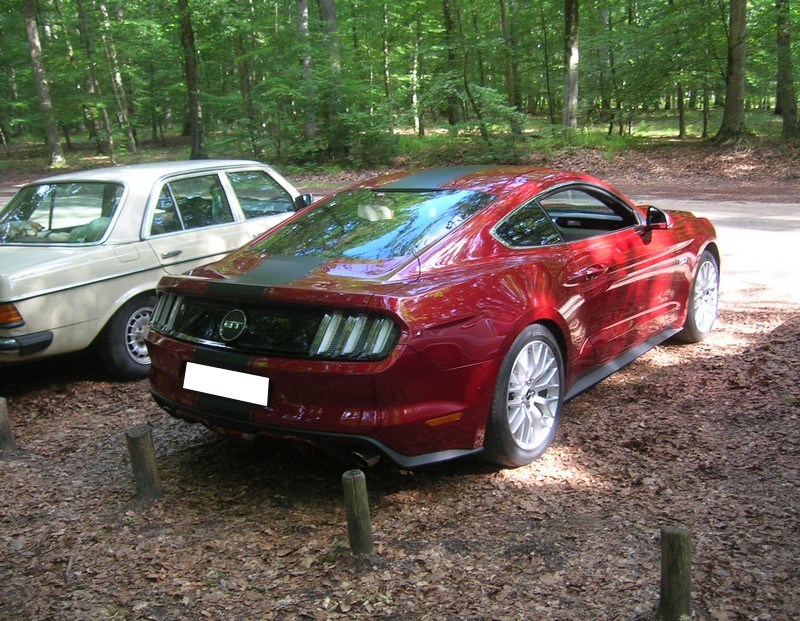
[255,189,494,260]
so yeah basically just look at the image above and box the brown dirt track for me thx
[1,142,799,620]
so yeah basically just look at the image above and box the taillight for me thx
[310,311,399,360]
[0,303,24,328]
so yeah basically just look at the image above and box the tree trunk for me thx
[776,0,799,139]
[714,0,748,143]
[469,3,486,86]
[23,0,65,168]
[320,0,347,155]
[499,0,522,135]
[539,4,556,124]
[442,0,461,127]
[98,2,136,153]
[677,82,686,138]
[563,0,579,130]
[382,2,391,101]
[296,0,316,141]
[177,0,206,159]
[74,0,116,159]
[235,35,263,158]
[412,10,425,137]
[453,0,490,144]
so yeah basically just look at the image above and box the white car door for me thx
[145,173,255,275]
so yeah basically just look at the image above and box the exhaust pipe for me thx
[350,450,381,468]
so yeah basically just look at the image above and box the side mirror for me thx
[294,193,314,210]
[644,205,671,230]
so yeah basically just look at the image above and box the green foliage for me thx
[1,0,796,167]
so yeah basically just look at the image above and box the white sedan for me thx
[0,160,311,378]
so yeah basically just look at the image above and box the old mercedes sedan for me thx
[0,160,310,379]
[146,166,719,468]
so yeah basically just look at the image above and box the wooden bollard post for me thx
[342,469,375,555]
[0,397,17,455]
[657,526,692,621]
[125,424,163,502]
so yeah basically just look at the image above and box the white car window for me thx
[227,170,295,219]
[149,174,234,235]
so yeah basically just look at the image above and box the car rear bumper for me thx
[146,331,500,467]
[151,389,482,468]
[0,331,53,357]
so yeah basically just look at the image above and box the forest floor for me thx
[1,141,799,620]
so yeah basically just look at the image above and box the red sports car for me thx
[146,166,719,468]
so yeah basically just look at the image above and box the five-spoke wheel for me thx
[484,324,564,468]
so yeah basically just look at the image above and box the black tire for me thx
[96,293,156,380]
[483,324,564,468]
[675,250,719,344]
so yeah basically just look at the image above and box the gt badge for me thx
[219,309,248,342]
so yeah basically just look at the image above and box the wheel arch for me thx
[530,317,569,367]
[700,241,721,273]
[96,286,157,337]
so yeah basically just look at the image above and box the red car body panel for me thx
[146,166,717,467]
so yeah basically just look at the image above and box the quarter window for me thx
[493,201,562,247]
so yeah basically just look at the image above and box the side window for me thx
[227,170,295,219]
[540,188,618,216]
[150,174,233,235]
[539,187,638,240]
[493,200,562,248]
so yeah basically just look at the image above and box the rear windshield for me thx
[0,182,124,244]
[252,188,494,260]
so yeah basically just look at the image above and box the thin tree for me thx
[714,0,748,144]
[499,0,522,135]
[177,0,206,159]
[563,0,579,130]
[73,0,116,159]
[539,3,556,124]
[297,0,316,141]
[411,8,425,137]
[320,0,347,155]
[23,0,66,168]
[443,0,462,127]
[452,0,490,144]
[776,0,799,139]
[98,2,137,153]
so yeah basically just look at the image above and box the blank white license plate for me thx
[183,362,270,406]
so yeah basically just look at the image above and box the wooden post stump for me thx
[125,424,163,502]
[0,397,17,455]
[657,525,692,621]
[342,469,375,555]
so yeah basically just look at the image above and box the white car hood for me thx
[0,244,148,302]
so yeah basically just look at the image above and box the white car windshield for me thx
[0,182,124,244]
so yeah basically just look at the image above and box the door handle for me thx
[566,263,609,285]
[161,250,183,259]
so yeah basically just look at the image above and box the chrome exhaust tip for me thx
[350,450,381,468]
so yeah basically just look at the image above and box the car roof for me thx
[34,160,271,186]
[357,165,576,195]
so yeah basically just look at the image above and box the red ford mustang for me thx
[146,166,719,468]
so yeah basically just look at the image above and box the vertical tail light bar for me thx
[310,311,399,360]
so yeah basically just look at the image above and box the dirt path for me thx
[1,147,799,620]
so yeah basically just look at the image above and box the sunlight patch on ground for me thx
[499,448,611,490]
